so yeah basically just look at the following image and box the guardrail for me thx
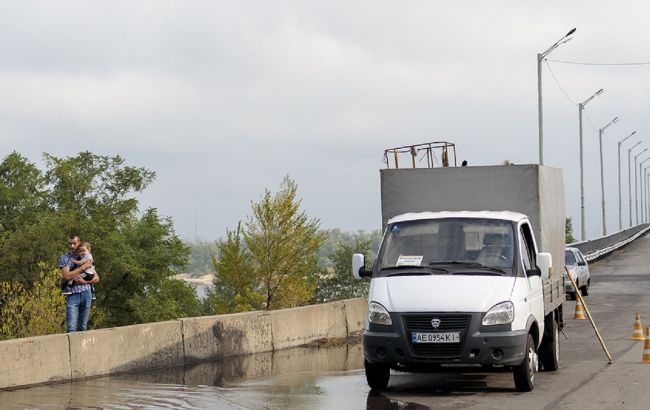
[568,223,650,261]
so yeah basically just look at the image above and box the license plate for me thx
[411,332,460,343]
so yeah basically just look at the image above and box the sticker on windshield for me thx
[396,255,423,266]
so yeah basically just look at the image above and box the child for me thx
[61,242,97,299]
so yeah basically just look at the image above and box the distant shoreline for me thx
[174,273,214,285]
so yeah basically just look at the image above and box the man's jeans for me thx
[65,290,93,333]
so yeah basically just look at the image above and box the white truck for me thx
[352,164,565,392]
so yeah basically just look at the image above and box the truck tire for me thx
[365,359,390,390]
[539,318,560,371]
[580,280,590,296]
[513,333,537,392]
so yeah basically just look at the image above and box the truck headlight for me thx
[482,301,514,326]
[368,302,392,326]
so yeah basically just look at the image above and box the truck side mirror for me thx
[352,253,372,280]
[577,261,586,267]
[536,252,552,281]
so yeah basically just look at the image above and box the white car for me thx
[564,247,590,299]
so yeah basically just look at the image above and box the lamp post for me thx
[641,165,650,223]
[645,174,650,222]
[599,117,619,235]
[645,173,650,222]
[628,142,643,227]
[640,158,650,224]
[579,88,605,240]
[634,149,648,225]
[537,28,577,165]
[618,131,636,230]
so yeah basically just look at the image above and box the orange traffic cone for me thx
[631,313,645,341]
[574,297,586,320]
[641,327,650,364]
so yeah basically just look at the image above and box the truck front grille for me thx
[402,314,471,358]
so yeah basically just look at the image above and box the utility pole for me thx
[628,142,643,227]
[579,89,604,239]
[618,131,636,230]
[537,28,576,165]
[599,117,619,236]
[635,150,648,225]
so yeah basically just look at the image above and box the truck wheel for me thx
[539,318,560,371]
[580,281,590,297]
[513,333,537,392]
[364,359,390,390]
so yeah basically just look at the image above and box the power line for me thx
[542,62,618,147]
[584,110,617,147]
[544,60,577,106]
[583,110,599,133]
[548,59,650,66]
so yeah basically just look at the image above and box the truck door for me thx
[519,223,544,337]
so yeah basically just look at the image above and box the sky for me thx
[1,1,649,242]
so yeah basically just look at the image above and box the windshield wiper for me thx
[429,261,506,275]
[382,265,448,276]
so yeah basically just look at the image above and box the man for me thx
[59,235,100,333]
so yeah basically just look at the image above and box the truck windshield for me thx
[378,218,515,275]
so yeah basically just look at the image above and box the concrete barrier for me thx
[570,223,650,261]
[0,333,70,389]
[181,311,272,363]
[342,297,367,334]
[1,298,369,390]
[68,320,184,379]
[270,301,347,350]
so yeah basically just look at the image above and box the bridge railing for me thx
[568,223,650,262]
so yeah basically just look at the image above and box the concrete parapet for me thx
[68,320,184,379]
[0,333,70,389]
[270,301,347,350]
[342,298,367,334]
[1,299,362,390]
[181,311,272,363]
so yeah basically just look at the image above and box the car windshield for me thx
[378,218,515,275]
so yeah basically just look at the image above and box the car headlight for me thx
[368,301,392,326]
[482,301,514,326]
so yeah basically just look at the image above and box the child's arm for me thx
[71,259,84,266]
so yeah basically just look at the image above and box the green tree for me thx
[314,235,373,303]
[129,277,203,323]
[209,177,327,312]
[206,223,262,314]
[0,153,53,283]
[0,264,68,340]
[566,217,575,244]
[316,229,382,270]
[244,177,327,310]
[0,151,197,332]
[186,241,220,275]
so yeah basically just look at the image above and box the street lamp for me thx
[618,131,636,230]
[634,149,648,225]
[537,27,577,165]
[579,88,605,239]
[599,117,618,235]
[640,158,650,224]
[628,142,643,227]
